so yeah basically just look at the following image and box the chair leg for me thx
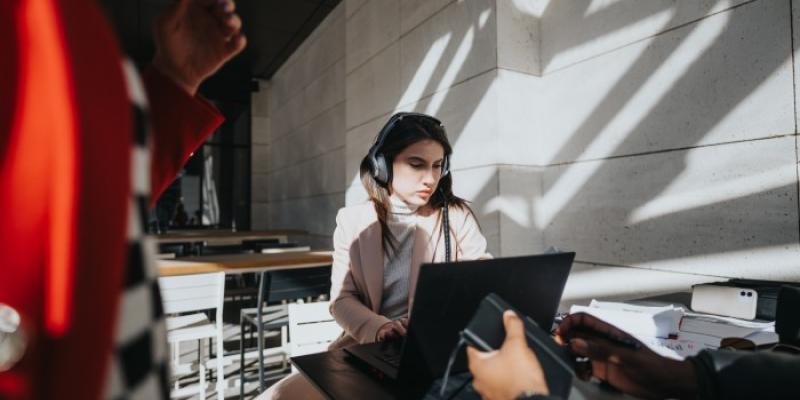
[197,339,201,364]
[199,341,207,400]
[257,306,265,393]
[281,325,288,371]
[240,315,245,400]
[207,338,213,382]
[217,328,225,399]
[173,342,180,391]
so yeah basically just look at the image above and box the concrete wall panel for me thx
[252,80,270,117]
[401,69,499,170]
[346,43,401,128]
[521,0,794,166]
[400,0,453,35]
[306,102,346,160]
[541,137,800,278]
[304,60,345,123]
[399,0,496,106]
[497,0,541,75]
[345,0,400,73]
[541,0,753,73]
[252,145,270,174]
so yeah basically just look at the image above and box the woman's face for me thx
[390,139,445,207]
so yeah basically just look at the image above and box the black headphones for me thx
[367,112,450,186]
[367,112,453,262]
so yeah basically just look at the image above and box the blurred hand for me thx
[467,310,549,400]
[152,0,247,95]
[557,313,697,399]
[376,320,407,342]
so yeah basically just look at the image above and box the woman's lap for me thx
[254,371,325,400]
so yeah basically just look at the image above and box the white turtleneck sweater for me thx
[379,195,418,320]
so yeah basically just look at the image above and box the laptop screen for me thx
[398,252,575,386]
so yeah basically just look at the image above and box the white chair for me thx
[238,266,332,397]
[159,272,225,399]
[287,301,342,366]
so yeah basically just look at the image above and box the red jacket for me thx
[0,0,223,398]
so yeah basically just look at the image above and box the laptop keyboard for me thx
[375,340,403,367]
[377,351,402,367]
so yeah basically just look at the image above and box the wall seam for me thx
[270,99,346,143]
[272,56,345,122]
[526,134,797,168]
[346,66,499,131]
[574,260,763,281]
[399,0,458,40]
[346,0,459,75]
[790,0,800,243]
[346,0,370,22]
[267,144,346,174]
[494,0,502,255]
[266,191,347,203]
[385,135,797,173]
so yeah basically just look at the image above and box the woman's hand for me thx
[467,311,549,400]
[557,313,697,399]
[376,319,407,342]
[152,0,247,95]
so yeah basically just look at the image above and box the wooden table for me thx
[292,349,633,400]
[158,250,334,396]
[153,229,307,246]
[157,251,333,276]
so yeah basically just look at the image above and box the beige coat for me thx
[328,201,491,348]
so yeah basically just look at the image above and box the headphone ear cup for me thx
[374,154,389,185]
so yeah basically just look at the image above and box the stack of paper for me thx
[569,300,690,359]
[637,336,717,360]
[568,300,779,360]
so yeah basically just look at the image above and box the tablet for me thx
[462,293,575,398]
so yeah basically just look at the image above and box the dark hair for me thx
[359,115,475,257]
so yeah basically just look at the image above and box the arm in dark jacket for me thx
[690,349,800,399]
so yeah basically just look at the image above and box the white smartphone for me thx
[691,284,758,320]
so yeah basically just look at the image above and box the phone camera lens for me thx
[740,291,746,296]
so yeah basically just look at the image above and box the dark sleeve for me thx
[142,65,224,204]
[689,349,800,399]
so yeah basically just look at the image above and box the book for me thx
[679,312,774,338]
[569,300,683,338]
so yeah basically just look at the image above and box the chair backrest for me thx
[287,301,342,357]
[260,266,331,304]
[158,241,199,258]
[241,239,281,251]
[199,243,251,255]
[158,272,226,316]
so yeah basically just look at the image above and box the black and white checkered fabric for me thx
[103,60,170,400]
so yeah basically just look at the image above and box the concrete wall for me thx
[498,0,800,306]
[343,0,503,253]
[253,0,800,307]
[250,5,346,249]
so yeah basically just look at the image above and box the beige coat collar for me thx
[357,205,443,312]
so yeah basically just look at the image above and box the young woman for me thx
[262,112,490,399]
[329,111,491,347]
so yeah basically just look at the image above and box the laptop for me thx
[343,252,575,395]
